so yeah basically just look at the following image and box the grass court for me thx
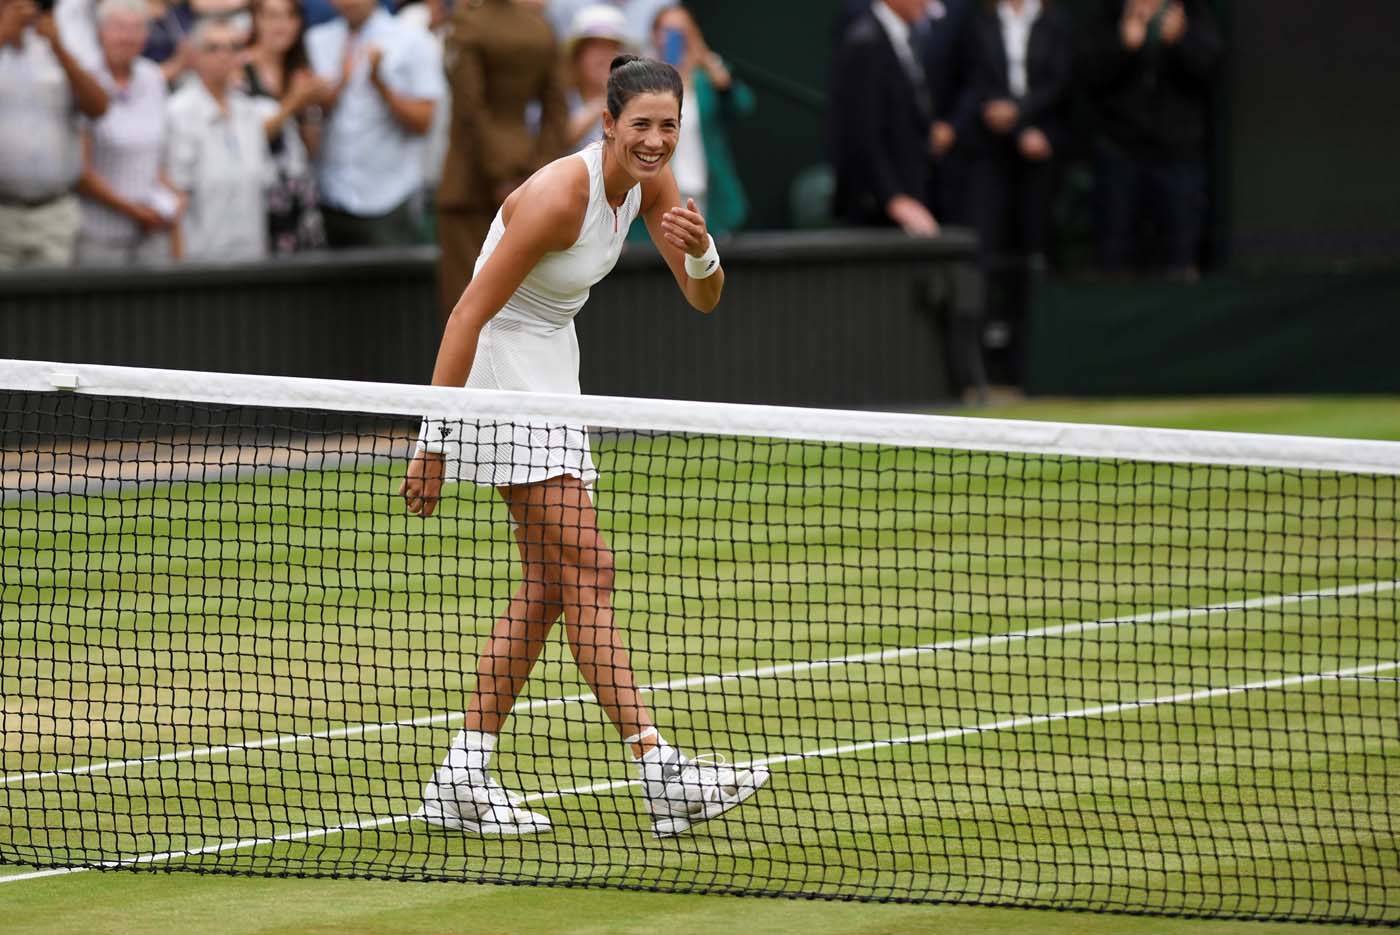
[2,396,1398,933]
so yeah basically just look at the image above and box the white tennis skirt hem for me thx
[439,422,599,489]
[443,316,598,488]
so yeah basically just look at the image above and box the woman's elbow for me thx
[695,274,725,314]
[445,300,488,334]
[691,291,721,315]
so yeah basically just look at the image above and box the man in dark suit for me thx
[956,0,1074,256]
[954,0,1074,388]
[831,0,975,225]
[917,0,976,224]
[827,0,941,234]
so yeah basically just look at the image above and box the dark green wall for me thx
[1226,2,1400,263]
[1028,270,1400,396]
[688,0,841,230]
[0,233,978,406]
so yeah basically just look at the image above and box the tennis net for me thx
[1,359,1398,924]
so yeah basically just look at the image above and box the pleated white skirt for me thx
[449,316,598,488]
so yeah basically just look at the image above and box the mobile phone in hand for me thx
[661,27,685,68]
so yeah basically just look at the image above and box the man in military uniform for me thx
[437,0,569,320]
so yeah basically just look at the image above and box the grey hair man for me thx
[75,0,180,265]
[163,15,276,261]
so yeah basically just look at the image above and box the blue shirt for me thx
[305,10,445,216]
[302,0,395,29]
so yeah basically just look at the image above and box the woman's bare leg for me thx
[461,507,565,734]
[436,476,767,837]
[498,476,658,756]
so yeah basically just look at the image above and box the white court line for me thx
[5,657,1396,886]
[5,578,1398,788]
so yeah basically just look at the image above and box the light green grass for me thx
[3,396,1400,933]
[960,395,1400,441]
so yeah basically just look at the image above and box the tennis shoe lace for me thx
[435,769,531,820]
[649,751,746,815]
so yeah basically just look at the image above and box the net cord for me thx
[5,357,1400,475]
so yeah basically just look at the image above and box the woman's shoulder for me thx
[530,151,592,206]
[501,150,592,235]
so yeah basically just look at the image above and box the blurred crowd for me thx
[0,0,753,299]
[0,0,1222,360]
[831,0,1223,385]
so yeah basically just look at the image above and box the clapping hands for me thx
[1121,0,1186,50]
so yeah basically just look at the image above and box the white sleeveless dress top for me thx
[453,142,643,487]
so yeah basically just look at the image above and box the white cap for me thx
[566,4,635,57]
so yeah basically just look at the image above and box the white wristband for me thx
[684,236,721,280]
[416,418,457,456]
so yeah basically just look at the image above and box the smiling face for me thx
[99,8,150,71]
[193,19,242,90]
[253,0,299,55]
[603,90,681,182]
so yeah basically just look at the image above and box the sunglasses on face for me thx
[201,41,244,53]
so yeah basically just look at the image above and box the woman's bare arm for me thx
[429,160,587,388]
[641,168,724,313]
[401,158,588,517]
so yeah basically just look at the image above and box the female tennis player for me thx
[399,55,768,837]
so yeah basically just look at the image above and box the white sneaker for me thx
[641,748,770,838]
[416,767,552,835]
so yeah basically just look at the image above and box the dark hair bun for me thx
[605,55,684,119]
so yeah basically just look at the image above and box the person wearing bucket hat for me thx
[563,4,632,151]
[546,0,668,49]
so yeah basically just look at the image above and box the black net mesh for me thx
[1,389,1398,923]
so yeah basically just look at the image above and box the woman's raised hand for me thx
[661,198,711,256]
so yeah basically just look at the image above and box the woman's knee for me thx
[566,543,615,596]
[517,569,566,615]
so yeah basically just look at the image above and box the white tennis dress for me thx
[448,142,643,487]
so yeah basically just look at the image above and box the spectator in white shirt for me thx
[305,0,444,247]
[0,0,109,268]
[76,0,180,265]
[164,16,274,261]
[394,0,449,192]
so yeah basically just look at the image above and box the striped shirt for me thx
[80,57,169,245]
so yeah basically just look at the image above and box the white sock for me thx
[625,726,665,756]
[444,728,495,774]
[638,737,682,787]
